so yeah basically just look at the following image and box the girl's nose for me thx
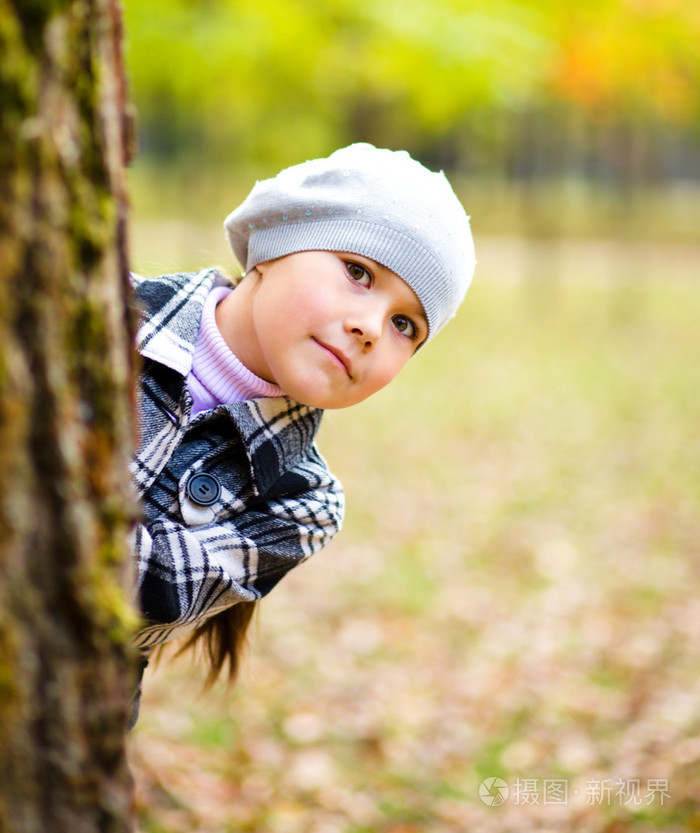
[346,306,384,350]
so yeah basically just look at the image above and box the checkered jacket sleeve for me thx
[132,448,344,649]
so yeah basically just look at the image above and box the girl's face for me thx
[217,251,428,410]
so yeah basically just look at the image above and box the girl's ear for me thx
[239,266,264,287]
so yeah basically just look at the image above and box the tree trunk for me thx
[0,0,136,830]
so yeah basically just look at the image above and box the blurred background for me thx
[123,1,700,831]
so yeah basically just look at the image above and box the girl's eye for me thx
[392,315,417,339]
[346,261,372,287]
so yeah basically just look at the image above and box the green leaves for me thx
[123,0,700,166]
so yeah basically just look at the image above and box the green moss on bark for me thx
[0,0,136,829]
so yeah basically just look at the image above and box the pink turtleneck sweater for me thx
[186,286,284,415]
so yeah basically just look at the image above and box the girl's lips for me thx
[314,338,352,378]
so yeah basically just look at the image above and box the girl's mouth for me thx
[313,338,353,378]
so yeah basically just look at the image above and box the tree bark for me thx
[0,0,136,830]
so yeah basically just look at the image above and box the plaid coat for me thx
[129,269,345,649]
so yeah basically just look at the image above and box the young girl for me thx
[127,143,475,728]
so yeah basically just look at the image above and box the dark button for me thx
[186,473,221,506]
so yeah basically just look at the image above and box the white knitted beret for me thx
[224,143,476,341]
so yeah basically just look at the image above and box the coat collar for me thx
[133,268,228,377]
[222,398,324,495]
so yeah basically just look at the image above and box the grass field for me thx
[127,217,700,833]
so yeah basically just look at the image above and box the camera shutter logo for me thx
[479,777,509,806]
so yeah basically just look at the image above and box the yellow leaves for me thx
[122,0,700,164]
[548,1,700,122]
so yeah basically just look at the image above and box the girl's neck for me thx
[215,270,272,383]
